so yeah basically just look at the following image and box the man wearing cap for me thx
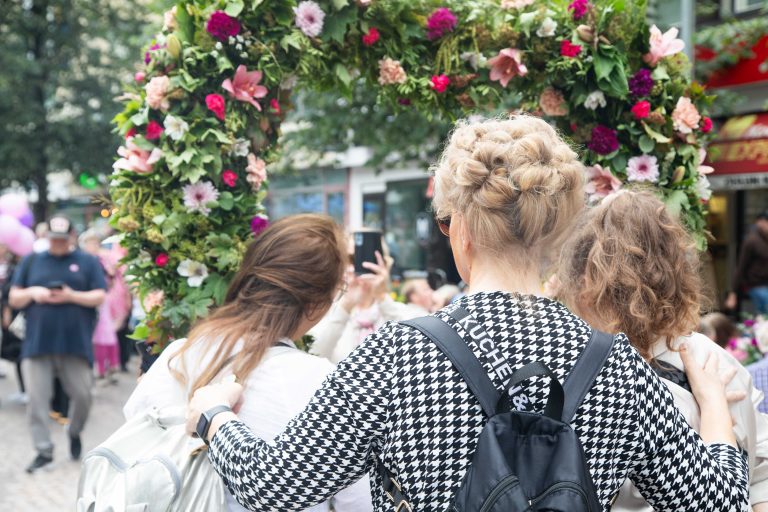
[726,211,768,314]
[9,215,106,473]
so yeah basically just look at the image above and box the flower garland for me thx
[111,0,715,353]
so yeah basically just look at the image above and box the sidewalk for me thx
[0,359,139,511]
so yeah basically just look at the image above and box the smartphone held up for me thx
[353,231,383,275]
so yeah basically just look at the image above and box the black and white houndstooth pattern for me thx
[208,292,748,511]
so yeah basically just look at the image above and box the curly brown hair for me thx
[557,190,702,359]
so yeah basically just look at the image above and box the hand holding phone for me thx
[353,231,383,275]
[46,281,65,290]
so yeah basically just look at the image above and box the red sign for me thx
[708,114,768,175]
[697,35,768,88]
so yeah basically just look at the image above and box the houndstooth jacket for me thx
[208,292,748,511]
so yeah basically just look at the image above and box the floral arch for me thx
[111,0,715,351]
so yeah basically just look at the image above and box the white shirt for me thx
[124,338,373,512]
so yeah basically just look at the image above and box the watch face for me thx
[196,413,209,441]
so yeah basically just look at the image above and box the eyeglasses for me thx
[334,279,349,302]
[436,216,451,238]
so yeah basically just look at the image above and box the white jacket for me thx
[613,332,768,509]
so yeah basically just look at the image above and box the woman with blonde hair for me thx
[557,189,768,511]
[123,214,372,512]
[186,116,748,511]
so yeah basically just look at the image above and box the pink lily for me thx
[698,148,714,175]
[113,140,163,174]
[643,25,685,67]
[487,48,528,88]
[222,65,268,111]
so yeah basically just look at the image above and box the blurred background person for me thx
[725,211,768,314]
[700,312,740,349]
[400,278,435,315]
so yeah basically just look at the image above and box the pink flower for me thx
[362,27,380,46]
[113,139,163,174]
[643,25,685,67]
[182,181,220,216]
[145,120,164,140]
[222,169,238,187]
[206,11,240,42]
[145,76,170,111]
[500,0,534,8]
[698,148,714,175]
[246,154,267,191]
[431,74,450,93]
[487,48,528,87]
[155,253,169,267]
[539,87,568,116]
[631,100,651,119]
[426,8,458,40]
[378,57,407,85]
[294,1,325,38]
[251,215,269,235]
[222,65,268,111]
[134,72,146,83]
[627,155,660,183]
[568,0,589,20]
[142,290,165,311]
[163,6,177,32]
[206,93,226,121]
[560,40,582,58]
[584,165,622,203]
[671,96,701,134]
[270,98,281,114]
[701,116,713,133]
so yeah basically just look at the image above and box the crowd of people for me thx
[5,116,768,510]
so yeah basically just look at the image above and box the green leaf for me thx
[129,109,149,126]
[651,66,670,81]
[225,0,244,17]
[322,6,356,44]
[642,122,672,143]
[335,63,352,86]
[331,0,348,9]
[181,166,207,183]
[219,191,235,211]
[128,323,149,341]
[665,190,690,218]
[202,128,231,144]
[152,214,167,225]
[280,32,304,52]
[611,153,627,173]
[175,2,194,43]
[593,48,629,97]
[638,135,655,153]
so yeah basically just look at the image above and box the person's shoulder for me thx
[74,249,101,265]
[272,347,334,374]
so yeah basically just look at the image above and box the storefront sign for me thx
[707,114,768,176]
[709,172,768,191]
[698,35,768,88]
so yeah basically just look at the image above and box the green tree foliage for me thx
[0,0,171,218]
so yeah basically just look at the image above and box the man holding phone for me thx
[9,215,106,473]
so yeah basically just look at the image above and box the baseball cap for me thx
[757,211,768,222]
[47,215,74,239]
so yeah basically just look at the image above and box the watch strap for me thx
[197,405,233,444]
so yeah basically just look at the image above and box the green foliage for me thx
[112,0,715,352]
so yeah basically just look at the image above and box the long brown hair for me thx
[170,214,346,395]
[557,190,702,359]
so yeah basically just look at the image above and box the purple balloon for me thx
[0,214,22,246]
[18,210,34,228]
[0,194,30,220]
[7,227,34,257]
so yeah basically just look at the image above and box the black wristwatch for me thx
[195,405,232,445]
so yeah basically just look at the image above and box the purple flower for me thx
[294,1,325,38]
[587,125,620,155]
[144,43,164,65]
[629,69,654,97]
[745,319,756,327]
[250,215,269,235]
[398,98,412,106]
[568,0,589,20]
[206,11,241,42]
[426,8,458,40]
[182,181,220,216]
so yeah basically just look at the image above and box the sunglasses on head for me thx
[436,216,451,237]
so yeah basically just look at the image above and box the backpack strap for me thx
[561,329,615,423]
[401,314,499,418]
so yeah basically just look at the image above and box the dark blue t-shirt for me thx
[12,249,107,364]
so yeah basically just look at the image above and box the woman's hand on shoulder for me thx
[185,381,244,437]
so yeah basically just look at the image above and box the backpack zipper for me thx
[527,482,589,510]
[478,474,520,512]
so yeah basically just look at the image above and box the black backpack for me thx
[381,307,614,512]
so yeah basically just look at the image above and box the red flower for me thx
[125,128,137,139]
[222,169,238,187]
[155,253,169,267]
[560,40,582,58]
[701,116,713,133]
[431,74,450,93]
[206,11,241,42]
[568,0,589,20]
[631,100,651,120]
[270,98,281,114]
[206,93,226,121]
[362,27,380,46]
[250,215,269,235]
[145,120,164,140]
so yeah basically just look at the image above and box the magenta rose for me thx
[207,11,241,42]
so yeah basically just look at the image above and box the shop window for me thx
[733,0,766,14]
[385,179,429,272]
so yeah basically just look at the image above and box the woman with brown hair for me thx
[123,214,372,512]
[185,117,747,511]
[557,189,768,511]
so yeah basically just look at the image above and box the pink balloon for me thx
[0,194,30,220]
[0,214,22,246]
[7,227,34,257]
[19,210,34,228]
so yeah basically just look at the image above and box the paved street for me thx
[0,359,139,511]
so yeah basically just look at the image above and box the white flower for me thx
[240,52,248,59]
[536,17,557,38]
[177,259,208,287]
[163,114,189,141]
[584,90,607,110]
[215,42,223,50]
[460,51,487,70]
[695,175,712,201]
[231,138,251,157]
[281,74,298,90]
[236,43,243,51]
[228,36,235,45]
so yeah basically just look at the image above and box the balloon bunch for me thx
[0,194,35,257]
